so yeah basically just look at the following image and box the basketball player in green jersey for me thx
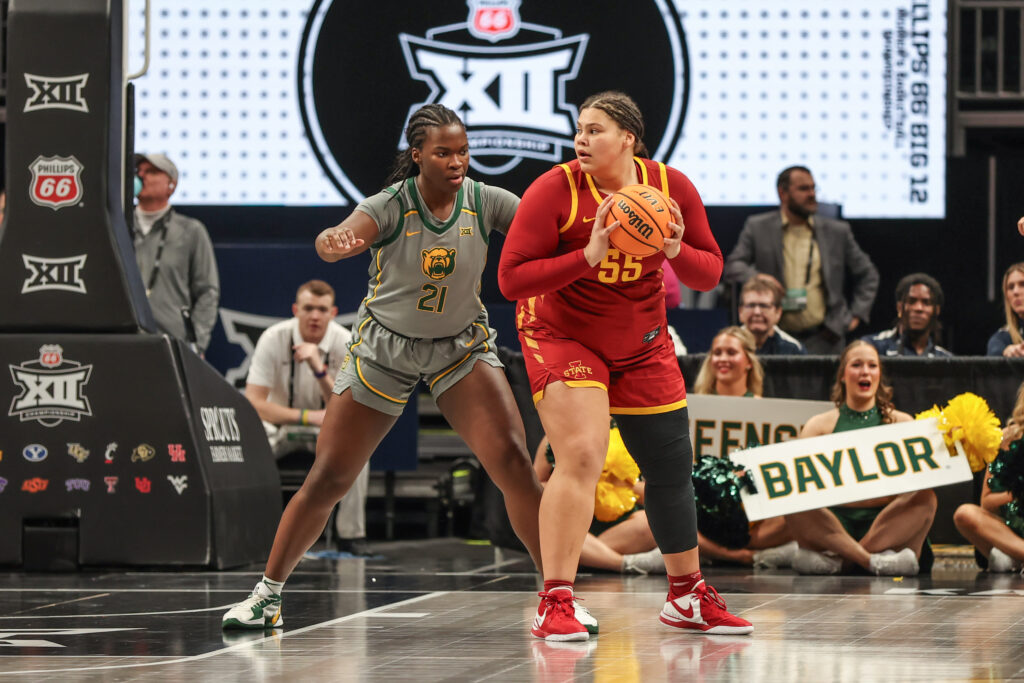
[223,104,549,630]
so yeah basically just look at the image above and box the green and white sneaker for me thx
[574,600,599,635]
[222,582,284,630]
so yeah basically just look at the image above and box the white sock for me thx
[260,575,284,596]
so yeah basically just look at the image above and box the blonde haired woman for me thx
[692,326,763,397]
[691,326,794,567]
[987,262,1024,357]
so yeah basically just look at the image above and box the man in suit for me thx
[724,166,879,354]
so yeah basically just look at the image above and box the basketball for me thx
[606,184,672,257]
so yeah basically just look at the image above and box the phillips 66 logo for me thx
[29,155,84,210]
[299,0,688,201]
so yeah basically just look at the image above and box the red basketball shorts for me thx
[519,326,687,415]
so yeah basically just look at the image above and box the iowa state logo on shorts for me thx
[29,155,83,210]
[421,248,457,281]
[299,0,687,200]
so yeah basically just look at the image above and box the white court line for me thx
[7,593,109,617]
[0,604,237,619]
[0,591,446,676]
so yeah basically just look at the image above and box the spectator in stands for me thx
[784,341,937,576]
[533,425,664,575]
[692,326,764,397]
[862,272,952,358]
[737,275,807,355]
[244,280,369,555]
[954,380,1024,572]
[689,327,797,568]
[724,166,879,354]
[988,262,1024,357]
[133,153,219,354]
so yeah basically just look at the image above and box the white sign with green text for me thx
[731,418,972,521]
[686,394,833,459]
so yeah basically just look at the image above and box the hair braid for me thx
[385,104,466,186]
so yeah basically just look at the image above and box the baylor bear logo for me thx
[421,248,456,281]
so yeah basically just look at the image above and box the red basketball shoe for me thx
[660,579,753,635]
[531,590,589,641]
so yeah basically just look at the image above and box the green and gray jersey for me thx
[354,176,518,339]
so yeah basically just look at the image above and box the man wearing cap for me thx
[134,153,220,354]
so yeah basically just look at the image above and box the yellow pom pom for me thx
[603,428,641,482]
[594,479,638,522]
[917,393,1002,472]
[593,427,641,522]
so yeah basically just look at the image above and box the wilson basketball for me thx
[606,184,671,257]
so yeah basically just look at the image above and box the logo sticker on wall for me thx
[9,345,92,427]
[67,443,90,463]
[168,475,188,495]
[29,155,84,210]
[22,444,48,462]
[299,0,687,200]
[22,254,88,294]
[103,476,118,493]
[131,444,155,463]
[23,73,89,113]
[65,478,90,492]
[22,477,49,493]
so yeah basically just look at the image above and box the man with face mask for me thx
[862,273,952,357]
[133,153,220,354]
[724,166,879,354]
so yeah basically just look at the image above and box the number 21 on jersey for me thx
[417,284,448,313]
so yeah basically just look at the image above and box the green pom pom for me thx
[693,455,752,549]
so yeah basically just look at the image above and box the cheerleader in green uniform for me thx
[954,381,1024,572]
[784,340,937,576]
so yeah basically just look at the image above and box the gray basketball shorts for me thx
[333,309,503,416]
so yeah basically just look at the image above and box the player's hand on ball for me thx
[662,199,685,259]
[584,194,618,266]
[320,226,364,255]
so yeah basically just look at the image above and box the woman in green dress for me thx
[785,340,937,576]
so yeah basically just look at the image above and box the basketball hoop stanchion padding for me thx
[0,0,281,568]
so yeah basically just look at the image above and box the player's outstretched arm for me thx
[315,211,378,262]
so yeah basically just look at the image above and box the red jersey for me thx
[499,158,723,361]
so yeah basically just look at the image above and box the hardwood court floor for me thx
[1,538,1023,682]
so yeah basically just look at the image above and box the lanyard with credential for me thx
[287,336,328,410]
[145,219,170,297]
[803,235,816,287]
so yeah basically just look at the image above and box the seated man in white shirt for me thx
[245,279,370,555]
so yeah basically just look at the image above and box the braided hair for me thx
[385,104,466,186]
[579,91,649,158]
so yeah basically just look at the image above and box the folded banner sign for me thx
[731,418,972,521]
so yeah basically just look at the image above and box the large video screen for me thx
[129,0,946,218]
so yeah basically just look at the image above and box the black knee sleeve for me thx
[615,407,697,554]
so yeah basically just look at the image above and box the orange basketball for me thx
[606,184,671,257]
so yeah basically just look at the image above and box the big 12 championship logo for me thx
[9,344,93,427]
[299,0,688,201]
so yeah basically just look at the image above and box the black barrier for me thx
[0,335,280,568]
[484,348,1024,547]
[0,0,281,568]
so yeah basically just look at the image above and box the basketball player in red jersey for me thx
[499,91,753,640]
